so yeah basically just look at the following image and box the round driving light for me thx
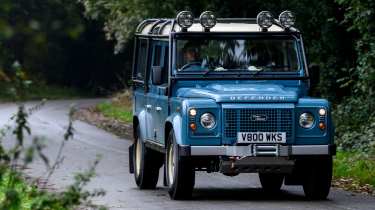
[279,10,296,29]
[200,11,216,29]
[299,112,315,128]
[189,108,197,116]
[200,113,216,129]
[319,108,326,116]
[176,11,194,29]
[256,11,274,30]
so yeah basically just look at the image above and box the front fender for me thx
[295,98,333,145]
[166,112,185,145]
[135,109,148,142]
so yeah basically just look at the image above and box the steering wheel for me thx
[179,62,202,71]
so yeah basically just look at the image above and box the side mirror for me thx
[152,66,163,85]
[309,64,320,89]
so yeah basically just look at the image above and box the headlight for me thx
[200,113,216,129]
[278,10,296,29]
[299,113,315,128]
[256,11,273,30]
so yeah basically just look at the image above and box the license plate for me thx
[237,132,286,144]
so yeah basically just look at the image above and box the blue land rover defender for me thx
[129,11,335,200]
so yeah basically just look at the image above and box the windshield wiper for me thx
[248,66,265,76]
[178,62,202,72]
[203,67,228,76]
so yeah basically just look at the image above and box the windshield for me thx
[175,37,300,73]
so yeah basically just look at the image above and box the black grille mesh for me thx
[224,108,293,139]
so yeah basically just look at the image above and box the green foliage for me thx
[0,0,84,80]
[0,62,33,101]
[333,0,375,152]
[0,171,33,210]
[78,0,214,53]
[0,83,89,101]
[0,165,105,210]
[0,0,127,92]
[334,151,375,187]
[0,62,87,101]
[97,102,132,123]
[0,69,107,209]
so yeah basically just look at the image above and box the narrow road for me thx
[0,99,374,210]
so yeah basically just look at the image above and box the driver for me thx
[180,43,202,70]
[184,47,199,63]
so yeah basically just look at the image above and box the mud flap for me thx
[163,165,168,186]
[129,144,134,174]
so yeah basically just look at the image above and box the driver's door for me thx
[152,43,169,144]
[146,41,168,143]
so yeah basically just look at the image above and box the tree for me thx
[0,0,127,92]
[333,0,375,152]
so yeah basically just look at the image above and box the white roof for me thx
[139,21,286,35]
[187,23,284,32]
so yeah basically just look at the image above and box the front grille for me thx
[223,108,293,140]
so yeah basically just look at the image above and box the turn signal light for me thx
[190,123,197,131]
[319,122,326,130]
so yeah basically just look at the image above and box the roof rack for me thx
[135,17,298,36]
[135,19,159,33]
[135,18,172,34]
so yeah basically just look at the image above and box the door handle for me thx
[145,104,152,110]
[155,106,162,111]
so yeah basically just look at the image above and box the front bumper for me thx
[180,144,336,157]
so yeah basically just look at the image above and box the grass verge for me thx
[95,90,132,124]
[334,151,375,190]
[96,102,132,123]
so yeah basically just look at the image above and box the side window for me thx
[153,45,162,66]
[163,47,169,69]
[161,46,169,85]
[136,39,147,80]
[151,43,168,86]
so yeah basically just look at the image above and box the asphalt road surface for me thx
[1,99,375,210]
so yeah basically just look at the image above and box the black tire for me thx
[259,173,284,193]
[166,130,195,200]
[302,157,332,200]
[133,125,162,189]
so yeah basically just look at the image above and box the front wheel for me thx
[166,130,195,200]
[302,157,332,200]
[259,173,284,193]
